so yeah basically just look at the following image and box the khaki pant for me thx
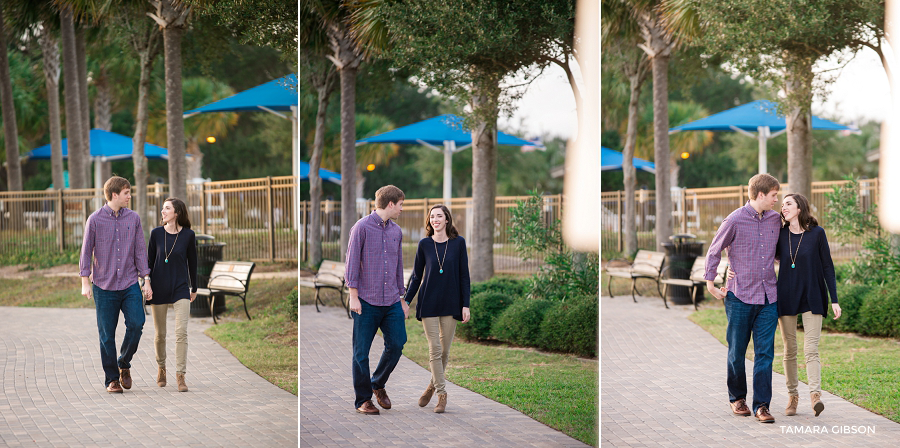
[422,316,458,394]
[779,312,824,396]
[150,299,190,374]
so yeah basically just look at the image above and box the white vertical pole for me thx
[758,126,769,174]
[292,106,299,231]
[443,140,453,205]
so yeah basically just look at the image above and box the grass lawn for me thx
[304,287,598,447]
[689,301,900,423]
[0,274,298,396]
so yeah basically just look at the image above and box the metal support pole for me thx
[443,141,453,205]
[617,190,623,252]
[758,126,769,174]
[57,190,65,251]
[200,182,207,235]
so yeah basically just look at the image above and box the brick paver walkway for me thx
[299,304,587,447]
[0,306,297,447]
[601,294,900,446]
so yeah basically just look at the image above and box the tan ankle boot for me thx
[157,367,167,387]
[177,373,188,392]
[811,392,824,416]
[434,393,447,413]
[418,383,435,407]
[785,395,798,416]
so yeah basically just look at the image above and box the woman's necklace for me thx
[433,235,449,274]
[788,226,804,269]
[164,225,180,263]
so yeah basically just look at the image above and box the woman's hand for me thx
[832,303,842,320]
[726,266,735,281]
[462,307,470,323]
[142,283,153,301]
[190,292,197,303]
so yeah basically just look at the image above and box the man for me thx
[346,185,407,415]
[704,173,781,423]
[80,176,152,393]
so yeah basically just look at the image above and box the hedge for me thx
[456,291,519,341]
[538,294,598,357]
[491,299,556,347]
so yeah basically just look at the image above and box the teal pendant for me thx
[791,263,795,269]
[440,269,443,274]
[165,259,169,263]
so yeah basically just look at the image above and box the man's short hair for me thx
[748,173,780,200]
[375,185,405,209]
[103,176,131,201]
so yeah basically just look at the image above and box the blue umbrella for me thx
[669,99,852,173]
[601,147,656,174]
[183,74,297,115]
[26,129,173,161]
[356,114,539,201]
[300,161,341,184]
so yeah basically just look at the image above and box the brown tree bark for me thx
[622,53,649,257]
[39,24,64,191]
[94,68,113,183]
[784,53,814,199]
[469,74,501,283]
[60,8,85,190]
[130,15,161,241]
[651,53,672,249]
[75,26,92,188]
[0,6,22,192]
[307,64,336,267]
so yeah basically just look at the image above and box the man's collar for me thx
[743,201,771,218]
[369,210,389,226]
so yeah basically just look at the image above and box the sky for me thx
[814,46,891,125]
[498,61,580,142]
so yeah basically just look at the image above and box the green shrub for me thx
[456,291,518,341]
[855,283,900,338]
[538,295,598,357]
[491,298,555,347]
[287,288,298,322]
[470,277,529,299]
[822,283,871,333]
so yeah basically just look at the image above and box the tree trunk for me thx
[469,75,501,283]
[186,139,203,180]
[651,53,672,250]
[355,169,366,200]
[164,25,187,201]
[131,15,161,242]
[76,26,92,188]
[60,8,85,190]
[784,53,814,199]
[94,68,113,185]
[308,71,335,267]
[339,65,358,262]
[623,56,648,257]
[40,24,64,191]
[0,6,22,192]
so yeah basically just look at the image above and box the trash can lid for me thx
[670,233,697,241]
[196,234,215,244]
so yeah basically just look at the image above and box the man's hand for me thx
[81,277,93,300]
[707,280,727,300]
[832,303,842,320]
[462,307,470,323]
[401,299,410,319]
[349,295,362,315]
[142,283,153,301]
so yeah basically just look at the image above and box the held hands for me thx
[832,303,842,320]
[462,307,470,323]
[401,299,410,319]
[142,283,153,301]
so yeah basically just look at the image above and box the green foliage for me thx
[455,291,519,341]
[491,299,556,347]
[538,294,598,357]
[470,276,530,298]
[822,283,871,333]
[0,247,80,269]
[509,190,600,301]
[286,288,299,322]
[825,177,900,285]
[855,283,900,339]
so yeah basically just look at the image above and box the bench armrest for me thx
[209,273,249,288]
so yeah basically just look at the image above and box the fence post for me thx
[200,182,207,235]
[681,187,688,234]
[615,190,623,252]
[301,201,307,263]
[266,176,275,262]
[737,185,744,209]
[57,190,65,251]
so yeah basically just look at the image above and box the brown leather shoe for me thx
[756,405,775,423]
[811,392,824,416]
[418,383,435,407]
[434,393,447,414]
[119,368,132,390]
[373,388,391,409]
[785,395,799,416]
[176,373,188,392]
[356,400,380,415]
[157,367,167,387]
[106,381,124,393]
[730,398,751,416]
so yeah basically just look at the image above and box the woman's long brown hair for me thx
[782,193,818,230]
[425,204,459,239]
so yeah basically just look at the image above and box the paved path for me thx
[0,307,297,447]
[601,294,900,446]
[299,304,587,447]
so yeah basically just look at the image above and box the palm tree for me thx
[0,5,23,192]
[59,6,87,189]
[38,23,64,192]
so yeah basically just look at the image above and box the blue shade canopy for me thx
[601,147,656,174]
[669,99,851,133]
[183,74,297,116]
[356,114,535,147]
[300,161,341,184]
[26,129,172,161]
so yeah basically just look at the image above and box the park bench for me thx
[659,256,729,310]
[605,250,666,303]
[195,261,255,325]
[314,259,413,319]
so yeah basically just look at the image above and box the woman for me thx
[404,204,471,413]
[729,193,841,417]
[146,197,198,392]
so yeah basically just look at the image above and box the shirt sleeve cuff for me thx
[346,280,358,288]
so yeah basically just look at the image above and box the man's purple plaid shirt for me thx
[704,201,780,305]
[345,211,405,306]
[79,204,150,291]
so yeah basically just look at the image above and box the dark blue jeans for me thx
[724,291,778,414]
[351,299,407,408]
[93,283,145,386]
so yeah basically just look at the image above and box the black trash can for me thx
[191,234,228,317]
[660,234,705,305]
